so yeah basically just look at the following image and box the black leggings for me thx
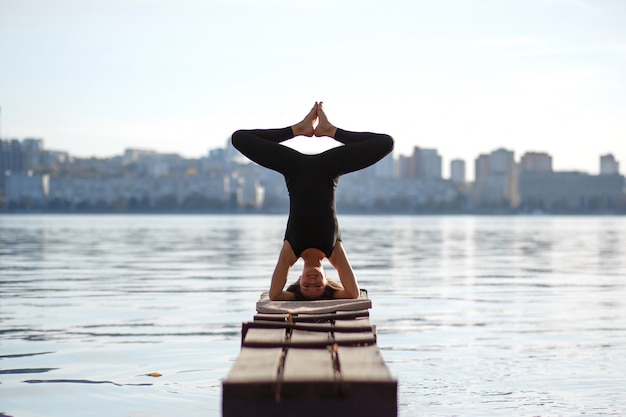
[231,127,393,257]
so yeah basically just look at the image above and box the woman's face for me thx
[299,265,327,299]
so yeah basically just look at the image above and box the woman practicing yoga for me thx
[231,102,393,301]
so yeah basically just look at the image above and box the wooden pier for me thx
[222,292,397,417]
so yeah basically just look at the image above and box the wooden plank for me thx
[333,332,376,344]
[293,322,334,331]
[253,310,371,323]
[282,348,335,382]
[334,318,371,328]
[246,320,374,333]
[243,328,285,344]
[249,321,332,331]
[244,326,376,348]
[290,329,330,344]
[254,313,289,322]
[223,382,398,417]
[337,345,393,381]
[225,347,282,383]
[294,309,369,322]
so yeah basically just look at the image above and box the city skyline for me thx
[2,135,623,214]
[1,0,625,180]
[0,133,622,179]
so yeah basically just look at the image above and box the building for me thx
[407,147,420,178]
[419,148,442,180]
[450,159,466,184]
[123,148,157,165]
[1,139,24,195]
[373,152,395,179]
[400,146,442,180]
[21,138,45,167]
[600,154,620,175]
[5,171,49,207]
[396,154,411,179]
[337,174,460,212]
[0,138,67,198]
[236,177,265,208]
[520,152,552,173]
[474,154,490,180]
[519,171,624,212]
[473,148,517,208]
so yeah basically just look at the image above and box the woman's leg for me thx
[231,103,319,174]
[231,128,301,174]
[314,103,394,176]
[325,129,394,175]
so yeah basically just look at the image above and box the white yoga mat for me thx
[255,291,372,314]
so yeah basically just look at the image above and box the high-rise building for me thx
[21,138,44,167]
[396,154,411,179]
[373,152,395,179]
[407,147,420,178]
[1,139,26,195]
[405,146,442,180]
[475,154,490,180]
[473,148,517,208]
[489,148,515,175]
[450,159,466,184]
[419,148,442,180]
[520,152,552,173]
[0,139,25,174]
[600,154,620,175]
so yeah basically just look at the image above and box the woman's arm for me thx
[328,241,360,299]
[269,241,298,301]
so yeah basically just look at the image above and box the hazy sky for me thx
[1,0,625,179]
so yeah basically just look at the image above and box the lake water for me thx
[1,214,625,417]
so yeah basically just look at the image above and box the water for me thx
[1,214,625,416]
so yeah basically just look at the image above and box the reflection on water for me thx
[1,214,626,416]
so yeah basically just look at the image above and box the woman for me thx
[231,102,393,301]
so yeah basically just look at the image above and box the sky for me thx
[1,0,625,180]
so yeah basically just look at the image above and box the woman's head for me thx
[298,264,327,299]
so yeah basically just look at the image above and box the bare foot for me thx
[314,102,337,138]
[291,103,318,137]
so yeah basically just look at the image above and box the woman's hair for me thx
[286,278,344,301]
